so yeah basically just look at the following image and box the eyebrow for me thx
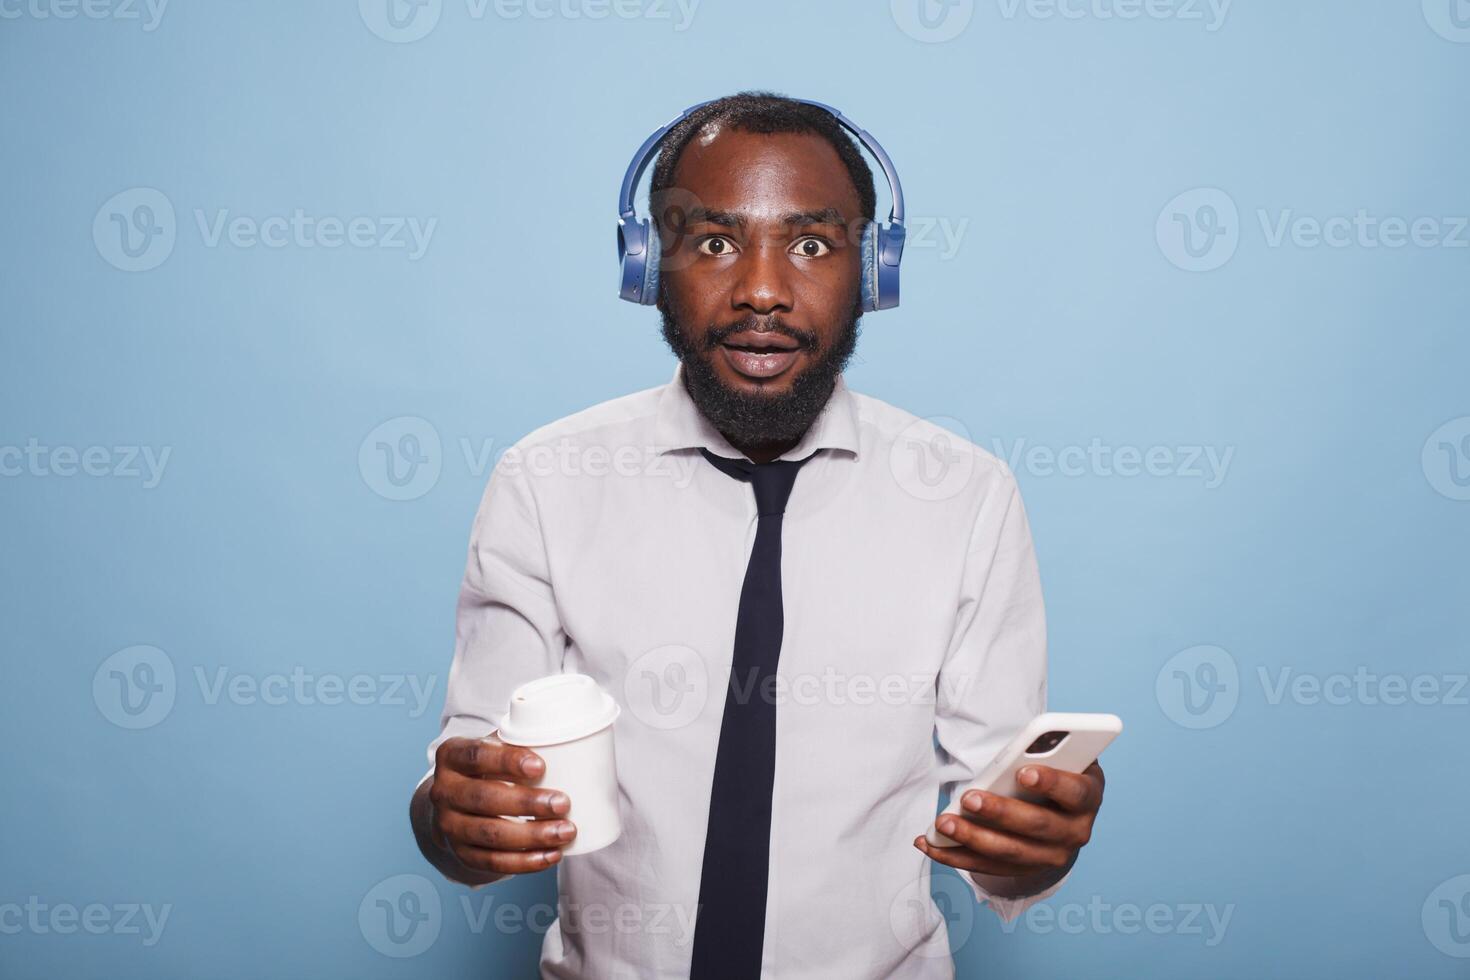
[684,206,848,230]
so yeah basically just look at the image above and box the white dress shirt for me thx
[418,362,1070,978]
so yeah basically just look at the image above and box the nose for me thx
[729,241,794,316]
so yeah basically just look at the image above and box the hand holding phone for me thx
[926,712,1121,848]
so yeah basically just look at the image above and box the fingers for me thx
[449,839,566,875]
[926,812,1074,871]
[438,808,578,853]
[912,835,1034,878]
[956,790,1089,848]
[430,768,571,820]
[1015,763,1103,815]
[438,735,546,784]
[428,736,580,878]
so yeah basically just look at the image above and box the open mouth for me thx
[718,333,803,380]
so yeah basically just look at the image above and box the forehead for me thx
[668,126,862,220]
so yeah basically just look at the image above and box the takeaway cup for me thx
[492,673,622,856]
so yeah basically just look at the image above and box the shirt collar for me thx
[654,361,861,463]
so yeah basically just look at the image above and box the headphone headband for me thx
[617,97,905,228]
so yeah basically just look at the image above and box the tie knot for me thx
[700,448,813,517]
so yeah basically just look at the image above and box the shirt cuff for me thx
[961,866,1072,924]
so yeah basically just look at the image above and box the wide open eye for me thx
[696,236,738,256]
[791,237,832,258]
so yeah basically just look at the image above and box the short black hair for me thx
[647,90,878,229]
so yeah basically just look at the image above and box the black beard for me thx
[659,289,862,452]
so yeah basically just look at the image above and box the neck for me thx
[724,434,801,465]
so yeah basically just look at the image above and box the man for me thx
[408,92,1106,978]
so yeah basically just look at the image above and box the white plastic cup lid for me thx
[495,673,621,747]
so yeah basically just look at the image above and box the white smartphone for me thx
[925,711,1122,848]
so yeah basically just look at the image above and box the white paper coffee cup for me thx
[493,673,622,857]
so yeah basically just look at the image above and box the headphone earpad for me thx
[642,216,661,305]
[859,221,878,312]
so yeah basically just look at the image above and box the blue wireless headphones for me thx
[616,97,906,312]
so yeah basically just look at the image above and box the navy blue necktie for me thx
[689,448,814,979]
[687,449,817,975]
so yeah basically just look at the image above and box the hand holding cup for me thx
[428,734,578,875]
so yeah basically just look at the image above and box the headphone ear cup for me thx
[859,221,878,312]
[618,218,651,304]
[642,216,661,305]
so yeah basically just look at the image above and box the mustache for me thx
[703,314,820,352]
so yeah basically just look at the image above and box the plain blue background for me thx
[3,1,1469,977]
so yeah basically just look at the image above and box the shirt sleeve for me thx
[932,466,1070,922]
[418,449,569,888]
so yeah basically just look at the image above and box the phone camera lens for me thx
[1024,730,1069,754]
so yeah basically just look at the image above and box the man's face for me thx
[656,127,865,450]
